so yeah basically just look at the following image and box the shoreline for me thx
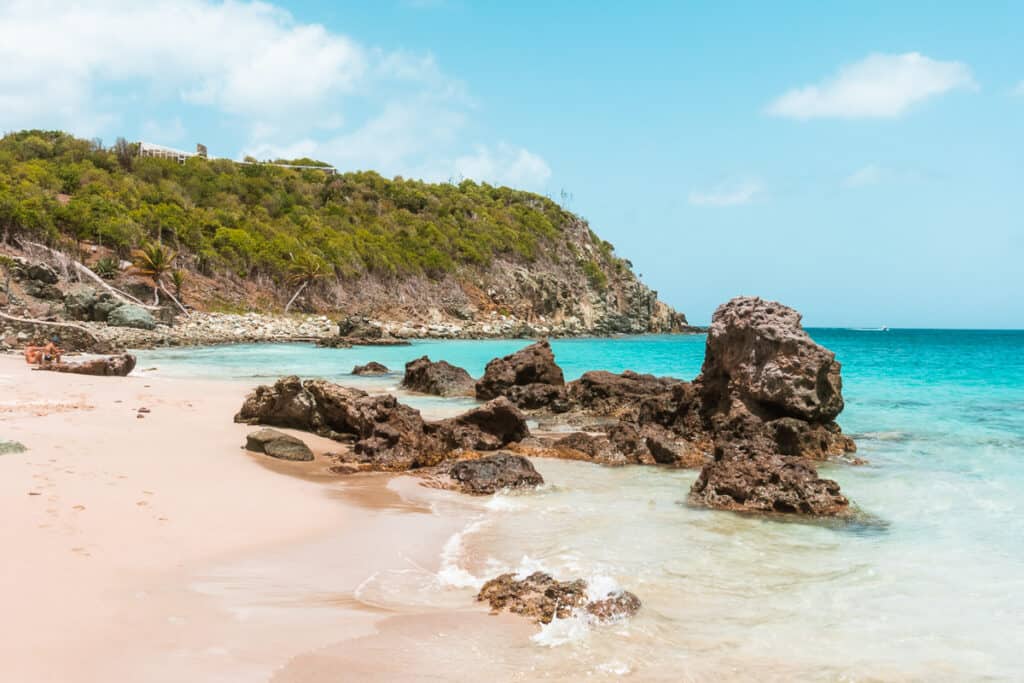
[2,303,704,354]
[0,355,522,681]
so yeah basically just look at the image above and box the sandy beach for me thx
[0,354,523,682]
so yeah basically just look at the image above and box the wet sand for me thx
[0,354,512,682]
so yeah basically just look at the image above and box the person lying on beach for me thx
[23,341,62,365]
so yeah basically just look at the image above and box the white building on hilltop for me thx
[137,142,208,163]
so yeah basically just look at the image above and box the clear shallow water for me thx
[138,330,1024,680]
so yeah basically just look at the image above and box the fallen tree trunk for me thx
[23,241,156,310]
[159,282,190,317]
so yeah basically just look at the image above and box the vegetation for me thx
[94,256,119,279]
[0,130,631,301]
[132,242,176,304]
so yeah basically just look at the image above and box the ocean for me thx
[137,330,1024,680]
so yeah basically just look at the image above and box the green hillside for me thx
[0,130,624,286]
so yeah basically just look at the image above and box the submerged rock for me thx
[351,361,389,376]
[244,428,314,461]
[41,353,136,377]
[401,356,475,397]
[477,571,641,625]
[446,453,543,495]
[475,340,565,407]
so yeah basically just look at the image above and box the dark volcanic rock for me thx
[446,453,543,495]
[552,432,622,464]
[680,297,858,515]
[401,356,475,397]
[304,379,439,470]
[41,353,136,377]
[235,376,319,430]
[336,315,381,339]
[477,571,641,625]
[235,376,440,470]
[245,428,314,461]
[700,296,844,422]
[318,336,410,348]
[475,340,565,405]
[568,370,684,419]
[431,397,530,451]
[506,383,571,412]
[352,361,389,376]
[689,442,850,516]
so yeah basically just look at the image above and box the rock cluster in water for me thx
[234,296,857,517]
[477,571,641,625]
[235,377,532,472]
[461,297,858,517]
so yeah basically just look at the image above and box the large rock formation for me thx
[475,340,569,411]
[401,356,475,397]
[679,297,856,516]
[477,571,641,625]
[699,296,844,423]
[445,453,544,495]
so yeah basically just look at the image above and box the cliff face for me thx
[318,218,687,334]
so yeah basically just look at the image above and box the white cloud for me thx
[1013,81,1024,96]
[688,180,762,207]
[0,0,551,190]
[843,164,882,188]
[451,144,552,190]
[767,52,976,120]
[0,0,364,132]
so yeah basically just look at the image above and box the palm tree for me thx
[132,242,176,305]
[285,253,331,313]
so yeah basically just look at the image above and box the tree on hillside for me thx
[133,242,176,305]
[113,137,136,171]
[285,253,331,313]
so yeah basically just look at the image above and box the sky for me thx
[1,1,1021,328]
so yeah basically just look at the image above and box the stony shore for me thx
[2,309,704,352]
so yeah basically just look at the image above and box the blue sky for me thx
[2,1,1021,327]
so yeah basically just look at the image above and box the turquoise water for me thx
[138,330,1024,680]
